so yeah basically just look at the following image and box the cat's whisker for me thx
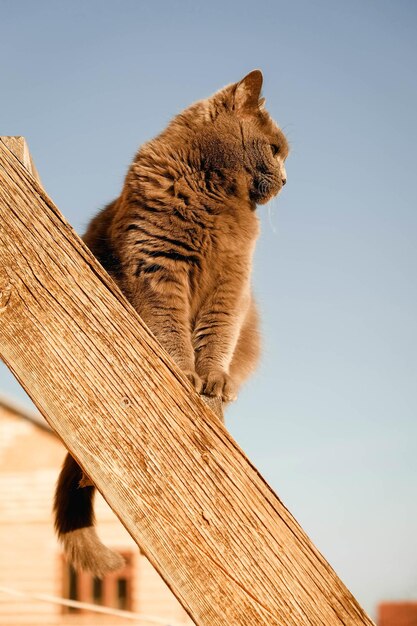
[267,197,278,234]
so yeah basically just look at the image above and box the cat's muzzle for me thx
[251,175,281,204]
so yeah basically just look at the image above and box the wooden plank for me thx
[1,137,42,185]
[0,139,375,626]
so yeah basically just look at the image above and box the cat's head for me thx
[183,70,289,206]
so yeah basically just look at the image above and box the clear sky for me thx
[1,0,416,618]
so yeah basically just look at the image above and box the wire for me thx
[0,585,188,625]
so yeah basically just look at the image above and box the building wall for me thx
[0,402,193,626]
[378,602,417,626]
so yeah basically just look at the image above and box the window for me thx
[62,552,134,613]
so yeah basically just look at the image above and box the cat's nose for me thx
[282,177,287,186]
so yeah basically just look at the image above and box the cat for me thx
[54,69,289,576]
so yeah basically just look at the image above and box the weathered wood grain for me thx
[1,137,42,185]
[0,138,375,626]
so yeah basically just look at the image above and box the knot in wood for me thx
[201,510,211,524]
[201,452,211,464]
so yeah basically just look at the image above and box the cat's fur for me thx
[54,70,289,576]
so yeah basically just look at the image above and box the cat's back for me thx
[83,200,121,278]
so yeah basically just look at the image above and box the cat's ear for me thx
[233,70,264,113]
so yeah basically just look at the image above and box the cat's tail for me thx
[53,453,125,577]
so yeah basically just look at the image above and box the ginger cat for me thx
[54,69,289,575]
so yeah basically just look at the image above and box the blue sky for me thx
[1,0,416,618]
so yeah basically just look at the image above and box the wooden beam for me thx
[0,138,375,626]
[1,137,42,185]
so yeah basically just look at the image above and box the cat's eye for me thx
[270,144,280,156]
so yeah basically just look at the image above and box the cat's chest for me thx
[178,216,253,275]
[189,212,258,294]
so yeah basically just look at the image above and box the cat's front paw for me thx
[200,371,237,403]
[183,370,203,394]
